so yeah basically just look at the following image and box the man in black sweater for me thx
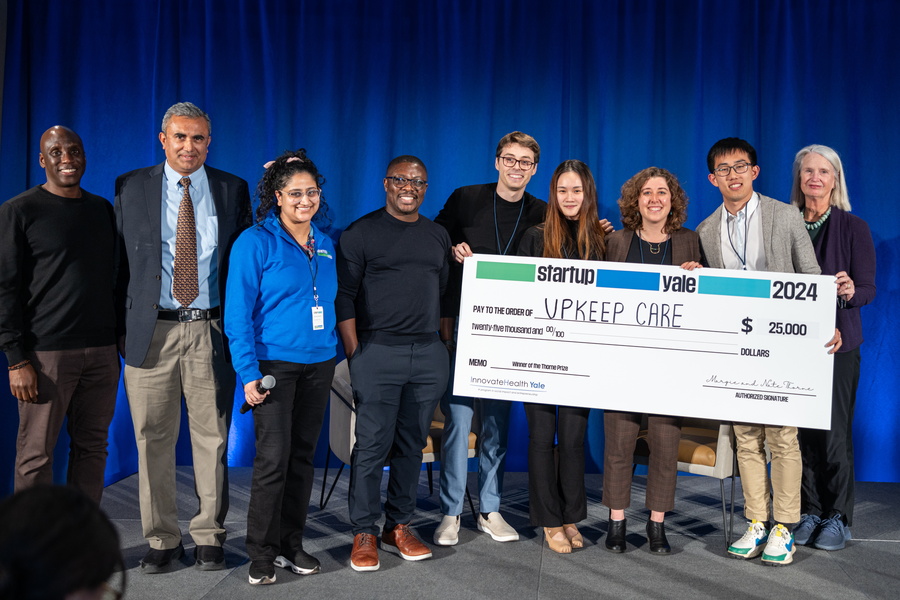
[336,155,451,572]
[432,132,546,545]
[0,126,120,503]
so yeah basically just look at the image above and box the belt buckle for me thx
[178,308,201,323]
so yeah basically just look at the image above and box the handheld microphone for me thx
[240,375,276,414]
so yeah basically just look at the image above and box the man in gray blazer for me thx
[115,102,251,574]
[696,137,827,567]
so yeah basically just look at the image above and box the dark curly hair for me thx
[255,148,331,226]
[617,167,688,233]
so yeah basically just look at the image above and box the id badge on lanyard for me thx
[311,305,324,330]
[306,242,325,330]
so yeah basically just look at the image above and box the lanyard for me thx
[305,248,320,308]
[493,192,525,256]
[726,207,751,270]
[279,218,320,307]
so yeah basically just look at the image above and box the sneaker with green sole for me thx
[728,521,769,559]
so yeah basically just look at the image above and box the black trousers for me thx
[799,348,861,525]
[524,402,590,526]
[348,338,449,535]
[245,358,335,562]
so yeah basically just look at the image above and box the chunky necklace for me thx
[300,231,315,258]
[804,207,831,230]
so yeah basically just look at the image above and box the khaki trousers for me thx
[734,423,801,524]
[124,318,234,549]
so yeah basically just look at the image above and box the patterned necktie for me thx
[173,176,199,307]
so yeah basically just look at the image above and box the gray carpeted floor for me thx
[101,467,900,599]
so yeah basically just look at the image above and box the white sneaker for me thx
[434,514,460,546]
[477,512,519,542]
[761,524,796,566]
[727,521,769,559]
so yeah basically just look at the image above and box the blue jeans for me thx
[439,349,512,515]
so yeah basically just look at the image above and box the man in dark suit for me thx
[115,102,251,574]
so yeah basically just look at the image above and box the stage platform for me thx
[101,467,900,599]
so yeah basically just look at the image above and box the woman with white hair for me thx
[789,145,876,552]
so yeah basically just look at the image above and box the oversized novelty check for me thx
[453,255,836,429]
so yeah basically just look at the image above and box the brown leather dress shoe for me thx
[382,524,433,561]
[350,533,380,572]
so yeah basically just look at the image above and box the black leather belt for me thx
[158,307,220,322]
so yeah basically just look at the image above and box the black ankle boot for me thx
[646,520,671,554]
[605,519,626,553]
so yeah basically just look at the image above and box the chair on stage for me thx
[319,359,478,519]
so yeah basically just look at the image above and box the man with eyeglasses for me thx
[336,155,452,571]
[696,137,830,567]
[431,131,546,546]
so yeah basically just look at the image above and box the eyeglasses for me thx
[281,189,321,203]
[713,162,753,177]
[499,156,536,170]
[386,176,427,190]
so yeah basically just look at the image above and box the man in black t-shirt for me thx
[0,126,120,504]
[432,131,546,546]
[337,155,452,572]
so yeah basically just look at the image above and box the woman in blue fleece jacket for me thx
[225,149,337,585]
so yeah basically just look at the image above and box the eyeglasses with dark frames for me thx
[713,162,753,177]
[499,156,536,170]
[386,176,428,190]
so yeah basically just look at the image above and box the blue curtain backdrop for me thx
[1,0,898,494]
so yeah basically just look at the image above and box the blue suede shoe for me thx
[814,514,852,551]
[793,514,822,546]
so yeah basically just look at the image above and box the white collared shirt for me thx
[719,192,766,271]
[159,162,219,309]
